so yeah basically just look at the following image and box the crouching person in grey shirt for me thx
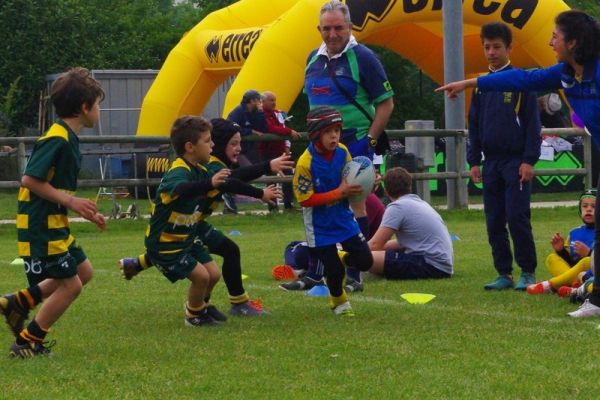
[367,167,454,280]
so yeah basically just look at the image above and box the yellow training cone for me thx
[400,293,436,304]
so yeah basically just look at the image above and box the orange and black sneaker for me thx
[229,299,269,316]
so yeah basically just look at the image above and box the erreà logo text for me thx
[347,0,538,30]
[205,29,263,63]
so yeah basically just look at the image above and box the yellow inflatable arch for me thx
[137,0,570,136]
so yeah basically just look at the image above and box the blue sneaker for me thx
[483,275,514,290]
[514,272,536,291]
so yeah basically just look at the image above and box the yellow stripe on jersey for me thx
[16,214,28,229]
[160,192,178,205]
[39,123,69,141]
[18,187,30,202]
[159,248,183,254]
[18,242,31,257]
[170,158,191,171]
[47,214,69,229]
[47,235,74,256]
[159,232,189,243]
[168,210,201,225]
[46,166,55,182]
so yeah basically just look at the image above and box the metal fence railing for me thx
[0,127,591,210]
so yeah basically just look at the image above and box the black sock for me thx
[17,319,47,345]
[14,286,42,313]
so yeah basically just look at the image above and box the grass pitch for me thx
[0,198,598,398]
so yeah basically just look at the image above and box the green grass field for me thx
[0,199,598,398]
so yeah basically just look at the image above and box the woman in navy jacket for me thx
[437,10,600,317]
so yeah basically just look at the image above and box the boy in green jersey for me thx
[143,116,232,326]
[1,67,106,358]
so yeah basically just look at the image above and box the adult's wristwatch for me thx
[367,135,378,148]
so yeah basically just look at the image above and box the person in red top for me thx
[259,91,301,210]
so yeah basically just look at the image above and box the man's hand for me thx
[211,169,231,187]
[469,165,482,183]
[269,153,294,173]
[550,233,564,252]
[339,177,363,198]
[519,163,534,183]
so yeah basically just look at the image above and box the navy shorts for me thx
[383,250,451,280]
[24,240,87,285]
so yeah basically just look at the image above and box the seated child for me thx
[527,189,596,295]
[120,118,293,318]
[292,106,373,317]
[366,167,454,280]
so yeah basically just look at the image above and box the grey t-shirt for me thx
[381,194,454,274]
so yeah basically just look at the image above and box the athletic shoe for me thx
[344,278,364,293]
[271,264,300,281]
[332,301,355,317]
[222,193,238,214]
[514,272,536,291]
[0,294,29,337]
[526,281,552,295]
[185,311,222,327]
[570,281,593,304]
[567,299,600,318]
[229,299,268,316]
[557,286,574,298]
[118,258,140,280]
[483,275,514,290]
[206,304,227,322]
[279,276,321,291]
[9,340,54,358]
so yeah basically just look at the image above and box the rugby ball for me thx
[342,156,376,201]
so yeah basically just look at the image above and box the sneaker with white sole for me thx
[185,310,222,327]
[118,258,141,280]
[331,301,354,317]
[344,278,364,293]
[567,299,600,318]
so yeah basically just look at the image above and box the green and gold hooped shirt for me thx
[17,120,82,258]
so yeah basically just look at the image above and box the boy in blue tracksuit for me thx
[467,22,542,291]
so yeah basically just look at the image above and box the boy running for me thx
[1,67,106,358]
[293,106,373,316]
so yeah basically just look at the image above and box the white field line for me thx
[243,282,600,328]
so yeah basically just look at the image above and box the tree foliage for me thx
[0,0,595,135]
[0,0,207,134]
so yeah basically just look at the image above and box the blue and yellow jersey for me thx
[17,120,81,257]
[304,44,393,145]
[293,143,359,247]
[145,158,210,257]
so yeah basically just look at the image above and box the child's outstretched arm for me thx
[173,169,231,198]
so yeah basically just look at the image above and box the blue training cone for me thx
[306,284,329,297]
